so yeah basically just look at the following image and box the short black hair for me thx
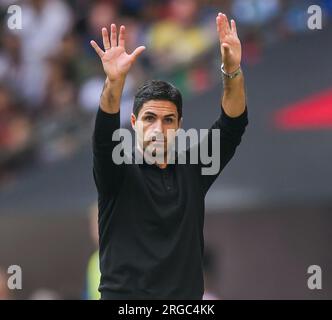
[133,80,182,120]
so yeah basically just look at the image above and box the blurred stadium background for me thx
[0,0,331,299]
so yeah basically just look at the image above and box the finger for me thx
[222,13,231,34]
[110,23,117,47]
[90,40,104,58]
[217,12,226,41]
[216,15,221,33]
[231,19,238,36]
[118,25,125,48]
[102,27,111,50]
[130,46,146,62]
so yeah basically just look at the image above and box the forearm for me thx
[100,76,126,114]
[221,72,246,118]
[93,109,125,196]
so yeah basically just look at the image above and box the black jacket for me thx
[92,105,248,299]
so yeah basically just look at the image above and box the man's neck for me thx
[157,163,168,169]
[135,145,169,168]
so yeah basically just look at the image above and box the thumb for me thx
[222,43,231,52]
[221,43,232,58]
[130,46,146,62]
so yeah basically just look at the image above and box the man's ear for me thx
[131,113,137,131]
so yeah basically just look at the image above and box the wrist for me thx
[221,63,242,79]
[106,74,126,84]
[100,77,125,114]
[222,63,240,74]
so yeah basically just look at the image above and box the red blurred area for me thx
[274,88,332,130]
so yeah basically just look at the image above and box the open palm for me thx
[216,13,242,73]
[90,24,145,81]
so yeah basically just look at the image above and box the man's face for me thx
[131,100,181,159]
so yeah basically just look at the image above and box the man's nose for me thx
[152,120,164,140]
[152,120,163,138]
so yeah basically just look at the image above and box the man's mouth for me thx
[150,137,165,143]
[151,141,165,147]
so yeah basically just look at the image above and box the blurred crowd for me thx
[0,0,331,185]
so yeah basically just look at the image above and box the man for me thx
[0,268,11,300]
[90,13,248,299]
[84,203,101,300]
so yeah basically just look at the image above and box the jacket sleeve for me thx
[196,105,249,195]
[92,107,126,198]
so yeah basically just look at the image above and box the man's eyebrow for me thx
[142,112,176,118]
[142,111,157,117]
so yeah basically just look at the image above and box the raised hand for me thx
[90,24,146,81]
[216,13,242,74]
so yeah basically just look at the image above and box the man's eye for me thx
[145,116,154,122]
[164,118,173,124]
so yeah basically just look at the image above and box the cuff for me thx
[94,107,120,137]
[220,105,248,128]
